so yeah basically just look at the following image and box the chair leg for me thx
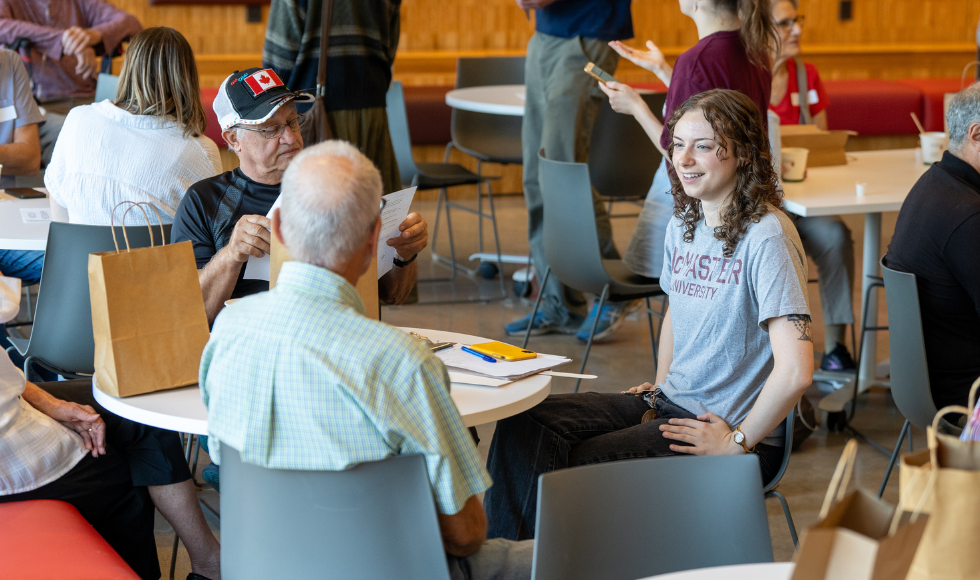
[766,489,799,548]
[170,534,180,580]
[522,267,551,349]
[476,160,485,255]
[878,419,910,499]
[908,426,914,453]
[644,296,657,371]
[484,179,508,298]
[576,285,609,393]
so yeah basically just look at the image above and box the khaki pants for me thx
[522,33,620,323]
[327,106,401,195]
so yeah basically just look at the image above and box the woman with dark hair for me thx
[484,89,813,541]
[599,0,778,280]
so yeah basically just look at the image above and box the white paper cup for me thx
[781,147,809,182]
[855,182,867,196]
[919,132,948,164]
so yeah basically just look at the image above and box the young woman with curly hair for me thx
[484,89,813,541]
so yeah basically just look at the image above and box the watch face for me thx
[734,431,745,445]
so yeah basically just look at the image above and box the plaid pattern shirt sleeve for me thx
[201,262,491,515]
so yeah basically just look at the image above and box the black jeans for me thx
[484,391,783,541]
[0,379,193,579]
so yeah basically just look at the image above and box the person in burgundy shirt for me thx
[596,0,777,281]
[770,0,856,372]
[0,0,141,167]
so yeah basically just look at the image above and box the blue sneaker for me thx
[576,300,638,342]
[202,462,220,492]
[505,311,583,336]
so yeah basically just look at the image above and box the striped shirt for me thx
[200,261,491,515]
[0,356,86,495]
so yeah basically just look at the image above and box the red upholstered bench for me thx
[823,79,922,136]
[895,77,964,132]
[0,500,141,580]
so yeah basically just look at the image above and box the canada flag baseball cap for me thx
[213,67,314,131]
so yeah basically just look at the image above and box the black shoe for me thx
[820,343,856,371]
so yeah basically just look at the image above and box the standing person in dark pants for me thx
[503,0,636,342]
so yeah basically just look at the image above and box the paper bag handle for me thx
[819,438,859,519]
[109,201,166,253]
[968,376,980,413]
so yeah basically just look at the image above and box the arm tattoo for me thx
[787,314,812,342]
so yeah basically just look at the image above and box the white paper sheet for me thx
[242,197,282,281]
[436,345,571,379]
[20,207,50,223]
[377,187,417,279]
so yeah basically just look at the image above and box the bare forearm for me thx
[633,106,667,158]
[198,250,242,323]
[0,142,40,176]
[739,363,810,448]
[21,381,58,415]
[379,261,417,305]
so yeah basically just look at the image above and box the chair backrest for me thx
[95,73,119,103]
[764,411,795,493]
[880,256,938,430]
[451,57,524,164]
[588,92,666,200]
[220,446,451,580]
[385,81,421,187]
[538,152,616,296]
[532,455,773,580]
[26,221,170,374]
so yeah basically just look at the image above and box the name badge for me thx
[789,90,820,108]
[0,105,16,123]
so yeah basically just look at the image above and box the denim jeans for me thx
[0,250,45,286]
[484,391,783,540]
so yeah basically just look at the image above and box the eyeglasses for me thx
[237,115,302,140]
[775,14,805,30]
[379,198,387,214]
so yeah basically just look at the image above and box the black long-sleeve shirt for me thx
[887,150,980,409]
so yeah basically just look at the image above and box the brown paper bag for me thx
[904,395,980,580]
[269,234,380,320]
[792,440,928,580]
[89,203,210,398]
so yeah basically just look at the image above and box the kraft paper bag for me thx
[791,440,928,580]
[904,396,980,580]
[89,203,210,398]
[269,234,380,320]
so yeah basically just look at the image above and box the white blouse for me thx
[45,100,222,226]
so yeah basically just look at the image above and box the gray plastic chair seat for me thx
[532,455,773,580]
[600,259,661,299]
[450,133,523,165]
[415,161,485,189]
[220,446,451,580]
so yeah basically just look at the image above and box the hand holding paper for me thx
[377,187,418,278]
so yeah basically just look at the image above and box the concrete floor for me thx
[161,196,910,578]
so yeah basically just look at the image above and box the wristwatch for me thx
[393,253,418,268]
[733,424,755,453]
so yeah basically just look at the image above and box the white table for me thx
[445,84,525,116]
[781,149,928,391]
[0,190,50,251]
[639,562,794,580]
[92,327,552,436]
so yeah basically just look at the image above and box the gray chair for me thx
[386,80,505,297]
[524,151,666,391]
[94,73,120,102]
[220,446,450,580]
[765,411,799,548]
[877,256,939,497]
[588,92,666,218]
[433,57,524,278]
[531,455,773,580]
[5,221,170,378]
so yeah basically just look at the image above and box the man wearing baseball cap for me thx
[172,68,427,324]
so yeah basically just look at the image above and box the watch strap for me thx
[393,253,418,268]
[735,424,755,453]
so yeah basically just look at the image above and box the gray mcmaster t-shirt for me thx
[658,205,809,445]
[0,49,44,188]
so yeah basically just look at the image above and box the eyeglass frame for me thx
[775,14,805,31]
[235,114,304,140]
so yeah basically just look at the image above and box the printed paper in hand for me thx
[242,196,282,281]
[20,207,50,223]
[377,187,417,279]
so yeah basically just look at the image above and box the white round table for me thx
[639,562,794,580]
[445,84,525,116]
[0,190,50,251]
[92,327,551,435]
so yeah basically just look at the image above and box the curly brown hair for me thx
[666,89,783,257]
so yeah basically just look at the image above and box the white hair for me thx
[947,82,980,155]
[279,140,382,269]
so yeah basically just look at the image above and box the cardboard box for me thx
[781,125,855,167]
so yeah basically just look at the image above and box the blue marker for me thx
[461,346,497,363]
